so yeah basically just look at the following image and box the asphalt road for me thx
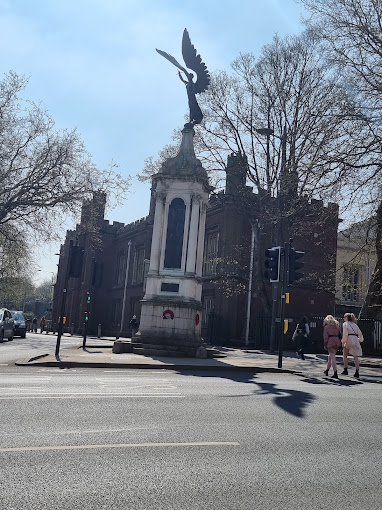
[0,361,381,509]
[0,332,97,365]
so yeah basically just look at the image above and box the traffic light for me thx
[84,311,89,322]
[86,292,91,303]
[288,248,305,283]
[264,247,281,282]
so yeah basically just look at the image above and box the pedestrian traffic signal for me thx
[288,248,305,283]
[86,292,91,302]
[264,247,281,282]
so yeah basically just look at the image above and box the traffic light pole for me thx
[82,293,91,348]
[82,313,88,348]
[278,241,290,368]
[265,237,304,366]
[269,282,278,353]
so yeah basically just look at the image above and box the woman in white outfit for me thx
[341,313,364,379]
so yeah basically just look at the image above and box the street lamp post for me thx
[254,127,280,353]
[245,128,275,347]
[118,240,132,339]
[55,241,73,358]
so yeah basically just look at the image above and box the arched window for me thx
[164,198,186,269]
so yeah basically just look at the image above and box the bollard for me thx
[97,324,101,338]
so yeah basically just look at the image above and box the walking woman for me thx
[341,313,364,379]
[323,315,342,379]
[294,316,310,360]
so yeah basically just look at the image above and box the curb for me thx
[14,357,301,374]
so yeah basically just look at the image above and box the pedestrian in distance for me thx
[40,316,46,333]
[32,316,38,333]
[129,315,139,338]
[341,312,364,379]
[323,315,342,379]
[293,316,310,360]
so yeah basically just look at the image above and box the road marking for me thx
[1,372,52,378]
[103,370,130,373]
[0,394,184,399]
[3,388,49,391]
[0,441,240,453]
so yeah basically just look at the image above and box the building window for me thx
[115,253,126,287]
[132,246,145,284]
[202,295,214,326]
[164,198,186,269]
[129,298,140,319]
[111,298,122,325]
[342,266,359,302]
[203,230,219,276]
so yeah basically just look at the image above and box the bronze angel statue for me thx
[156,29,210,125]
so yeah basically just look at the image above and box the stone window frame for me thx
[202,294,215,326]
[203,227,219,276]
[163,198,186,270]
[115,252,126,287]
[111,298,122,325]
[132,245,145,285]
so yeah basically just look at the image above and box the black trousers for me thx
[297,335,308,358]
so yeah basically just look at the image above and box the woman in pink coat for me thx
[323,315,342,379]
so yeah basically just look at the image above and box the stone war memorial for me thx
[52,29,339,354]
[135,29,212,356]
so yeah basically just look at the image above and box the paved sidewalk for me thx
[15,335,382,375]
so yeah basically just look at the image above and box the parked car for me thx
[0,308,14,342]
[10,310,26,338]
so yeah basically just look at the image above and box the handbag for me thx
[348,323,363,342]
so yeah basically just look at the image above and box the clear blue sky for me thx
[0,0,306,282]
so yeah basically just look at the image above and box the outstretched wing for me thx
[182,29,210,94]
[156,48,189,76]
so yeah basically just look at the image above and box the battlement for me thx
[117,216,151,234]
[208,189,339,217]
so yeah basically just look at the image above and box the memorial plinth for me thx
[136,123,211,356]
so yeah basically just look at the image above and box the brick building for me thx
[52,154,339,347]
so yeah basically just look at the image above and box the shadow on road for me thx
[252,380,316,418]
[300,374,382,386]
[175,369,316,418]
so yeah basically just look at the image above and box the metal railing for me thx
[204,312,382,355]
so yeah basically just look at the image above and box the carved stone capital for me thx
[155,191,167,202]
[192,193,202,203]
[201,201,208,213]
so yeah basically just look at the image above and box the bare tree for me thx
[199,33,369,198]
[0,238,30,309]
[198,33,367,309]
[302,0,382,317]
[141,32,366,313]
[0,71,131,242]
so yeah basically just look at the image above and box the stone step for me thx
[139,343,197,356]
[138,348,195,357]
[132,344,225,358]
[137,336,202,348]
[112,340,133,354]
[206,348,226,358]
